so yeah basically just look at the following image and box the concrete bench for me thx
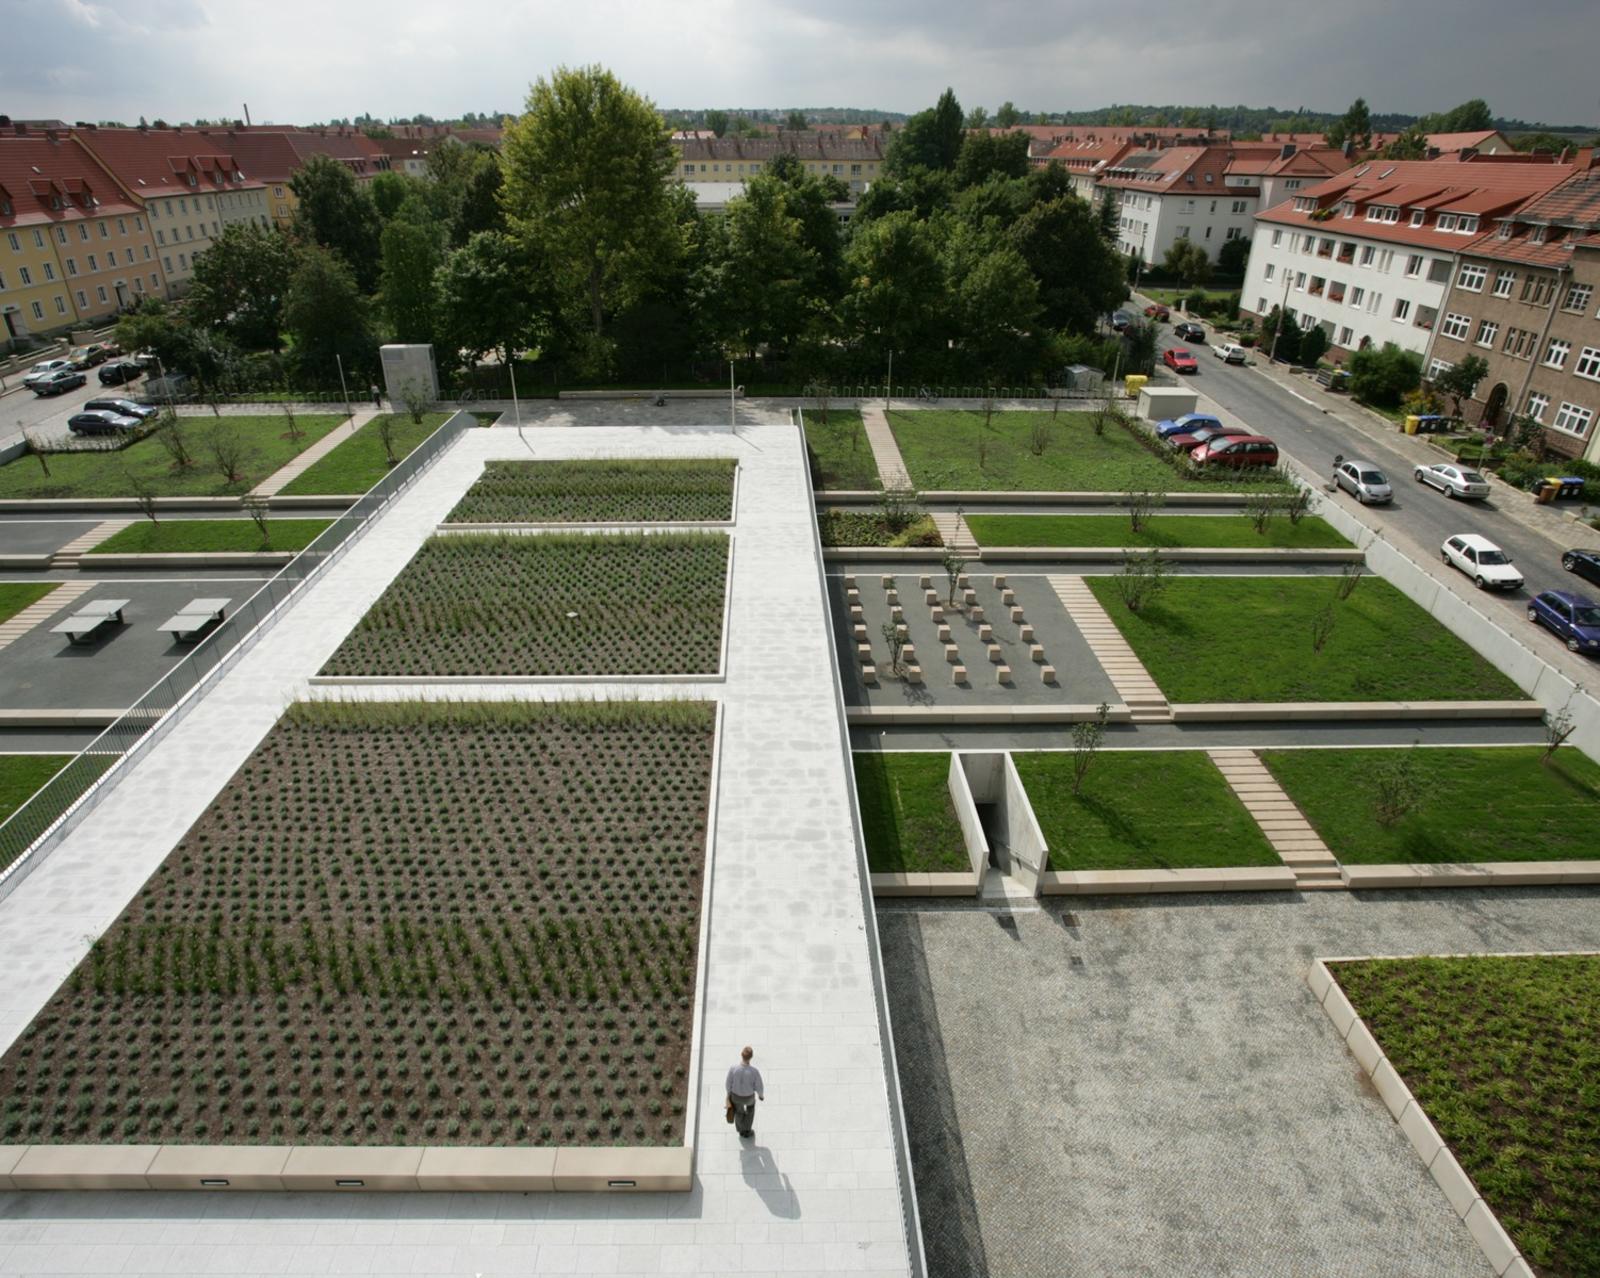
[51,598,130,646]
[160,597,230,644]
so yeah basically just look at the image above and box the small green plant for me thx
[398,380,431,425]
[23,429,51,478]
[1029,416,1051,456]
[206,424,248,487]
[1244,489,1277,535]
[1336,562,1364,600]
[941,550,967,608]
[282,406,303,443]
[1070,703,1111,795]
[127,471,158,524]
[1311,604,1336,654]
[1125,485,1166,535]
[376,415,399,467]
[157,413,194,471]
[1114,549,1168,613]
[1372,745,1422,826]
[241,494,272,548]
[880,621,906,676]
[1282,485,1313,525]
[1544,692,1579,765]
[878,487,920,535]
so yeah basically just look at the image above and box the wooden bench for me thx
[160,597,230,643]
[51,598,130,646]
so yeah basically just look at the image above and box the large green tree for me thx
[1324,98,1372,151]
[1009,195,1126,334]
[283,244,374,383]
[434,230,552,368]
[694,178,820,357]
[185,221,296,350]
[288,153,383,292]
[501,65,680,356]
[954,130,1031,188]
[842,210,947,359]
[1163,238,1212,288]
[884,88,964,174]
[379,217,444,344]
[944,226,1041,379]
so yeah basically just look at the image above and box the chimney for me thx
[1342,139,1353,158]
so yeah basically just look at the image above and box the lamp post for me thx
[509,357,522,429]
[1267,269,1293,364]
[335,353,352,421]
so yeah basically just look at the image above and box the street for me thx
[0,366,133,450]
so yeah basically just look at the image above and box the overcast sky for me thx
[3,0,1596,129]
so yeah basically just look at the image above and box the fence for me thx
[0,410,474,892]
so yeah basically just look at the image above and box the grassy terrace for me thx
[1334,955,1600,1276]
[0,755,72,823]
[1088,576,1523,703]
[803,410,880,491]
[279,413,449,496]
[447,459,737,524]
[1263,746,1600,865]
[1016,751,1281,872]
[87,518,332,555]
[0,582,56,625]
[887,409,1286,493]
[0,416,347,498]
[0,699,715,1148]
[854,752,969,874]
[965,513,1350,549]
[322,531,729,678]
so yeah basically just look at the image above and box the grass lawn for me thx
[87,518,333,555]
[804,410,881,490]
[278,413,449,496]
[0,756,73,823]
[966,513,1350,549]
[886,410,1285,492]
[853,752,970,873]
[1087,576,1524,703]
[1334,954,1600,1276]
[0,416,347,498]
[1262,746,1600,864]
[1015,751,1281,871]
[1143,286,1239,307]
[0,583,56,625]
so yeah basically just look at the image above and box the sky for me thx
[2,0,1596,129]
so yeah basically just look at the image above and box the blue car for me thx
[1527,590,1600,656]
[1155,413,1223,440]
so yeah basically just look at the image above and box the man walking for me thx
[370,383,383,410]
[725,1046,764,1140]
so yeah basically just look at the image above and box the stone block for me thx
[992,574,1007,589]
[1428,1149,1481,1218]
[1370,1059,1412,1121]
[925,590,939,606]
[885,589,899,606]
[280,1146,424,1191]
[552,1146,692,1193]
[881,575,895,589]
[1462,1200,1521,1276]
[901,644,918,664]
[963,589,977,606]
[1031,644,1046,664]
[849,605,864,623]
[0,1146,24,1191]
[970,606,985,623]
[1020,624,1035,642]
[1321,982,1358,1039]
[937,624,952,643]
[845,589,860,605]
[1399,1100,1444,1167]
[890,606,905,624]
[842,575,856,590]
[919,575,932,589]
[1011,607,1026,624]
[952,666,968,684]
[417,1146,557,1192]
[895,624,908,641]
[857,644,873,664]
[145,1145,293,1191]
[997,665,1013,685]
[905,665,924,685]
[957,574,970,588]
[862,665,878,686]
[1342,1017,1383,1075]
[978,623,993,642]
[1001,589,1016,606]
[987,644,1003,664]
[10,1145,160,1189]
[852,625,868,642]
[930,605,945,622]
[945,644,961,664]
[1306,961,1334,1004]
[1041,666,1058,685]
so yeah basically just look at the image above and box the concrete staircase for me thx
[49,519,130,570]
[1207,748,1344,890]
[1047,574,1171,722]
[930,511,978,555]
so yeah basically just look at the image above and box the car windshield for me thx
[1574,605,1600,625]
[1461,471,1486,484]
[1359,471,1387,485]
[1478,550,1510,566]
[1172,350,1192,358]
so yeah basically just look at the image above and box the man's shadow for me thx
[739,1142,800,1219]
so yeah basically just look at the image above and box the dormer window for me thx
[1530,226,1547,244]
[1410,210,1425,227]
[1438,214,1458,232]
[1459,216,1478,234]
[1497,222,1513,240]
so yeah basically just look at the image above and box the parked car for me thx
[1167,423,1252,453]
[1334,459,1393,505]
[67,343,113,369]
[1190,435,1279,469]
[1562,548,1600,588]
[84,397,158,421]
[141,372,191,400]
[1527,590,1600,655]
[21,358,72,386]
[31,367,86,396]
[131,350,160,370]
[1144,303,1170,320]
[1173,321,1206,342]
[97,359,143,386]
[1213,342,1249,364]
[1110,310,1134,332]
[1154,412,1223,440]
[1414,462,1490,500]
[1163,348,1198,374]
[68,410,141,436]
[1442,534,1523,590]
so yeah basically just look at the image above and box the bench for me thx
[51,598,130,646]
[160,597,230,643]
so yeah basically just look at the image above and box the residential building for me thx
[673,131,885,192]
[72,127,271,298]
[1428,158,1600,458]
[192,128,392,228]
[1098,146,1263,265]
[1427,130,1516,156]
[1240,154,1577,363]
[1044,135,1137,202]
[0,130,167,342]
[684,181,855,223]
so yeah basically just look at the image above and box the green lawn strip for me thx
[1015,750,1281,871]
[87,518,333,555]
[0,416,347,499]
[278,413,449,496]
[853,752,970,873]
[966,513,1350,549]
[0,583,56,625]
[1261,746,1600,864]
[0,756,73,823]
[1087,576,1524,703]
[886,409,1285,493]
[804,410,881,491]
[0,753,116,869]
[1334,954,1600,1276]
[1143,286,1239,307]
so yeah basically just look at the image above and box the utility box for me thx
[1139,385,1198,421]
[380,344,438,406]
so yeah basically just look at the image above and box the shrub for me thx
[1348,342,1422,408]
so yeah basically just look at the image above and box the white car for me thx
[1442,533,1523,591]
[1414,463,1491,500]
[1213,343,1249,364]
[1334,459,1392,504]
[21,358,72,386]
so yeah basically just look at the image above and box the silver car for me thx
[1335,459,1392,504]
[1414,462,1490,500]
[21,358,72,386]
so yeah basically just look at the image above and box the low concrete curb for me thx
[1039,865,1299,894]
[1310,959,1538,1278]
[869,871,982,897]
[268,494,359,510]
[0,495,356,515]
[559,389,739,400]
[1341,860,1600,889]
[0,1143,692,1193]
[0,709,123,728]
[845,704,1133,726]
[85,551,297,569]
[0,554,50,570]
[823,547,946,561]
[963,546,1364,563]
[1170,700,1543,722]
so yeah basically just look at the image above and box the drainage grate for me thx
[1069,955,1085,968]
[1061,912,1080,928]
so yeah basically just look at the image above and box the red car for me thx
[1167,423,1251,453]
[1190,435,1280,469]
[1144,303,1170,320]
[1163,347,1198,374]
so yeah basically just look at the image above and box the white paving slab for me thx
[0,413,914,1277]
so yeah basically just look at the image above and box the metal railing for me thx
[0,410,473,890]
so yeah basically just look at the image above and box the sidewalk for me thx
[860,404,913,489]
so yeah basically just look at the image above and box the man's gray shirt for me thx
[726,1063,764,1099]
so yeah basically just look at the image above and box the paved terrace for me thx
[0,403,915,1278]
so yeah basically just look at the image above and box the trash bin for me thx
[1557,476,1586,501]
[1534,481,1558,505]
[1404,415,1420,435]
[1124,374,1148,398]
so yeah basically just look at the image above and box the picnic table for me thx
[160,597,230,643]
[51,598,131,646]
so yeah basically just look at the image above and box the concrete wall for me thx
[1002,753,1049,894]
[947,753,990,879]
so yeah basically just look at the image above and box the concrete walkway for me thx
[930,510,978,554]
[861,405,914,490]
[1047,574,1171,722]
[0,580,93,653]
[1207,747,1343,889]
[249,407,376,496]
[47,518,129,569]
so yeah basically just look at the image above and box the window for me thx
[163,256,172,273]
[1564,283,1594,313]
[1475,320,1499,348]
[78,225,88,241]
[96,285,107,303]
[186,225,194,241]
[1350,287,1364,308]
[98,222,108,238]
[143,245,151,260]
[1440,312,1471,341]
[1545,339,1571,369]
[117,217,126,234]
[1204,227,1213,239]
[66,258,77,276]
[17,266,30,286]
[133,277,144,294]
[1258,296,1269,312]
[1272,229,1283,247]
[1264,263,1275,281]
[105,249,115,266]
[1456,264,1486,291]
[1504,327,1536,359]
[1176,225,1190,239]
[1410,209,1425,227]
[1428,258,1452,283]
[179,198,187,214]
[273,185,284,197]
[179,253,188,270]
[1393,298,1411,322]
[1493,269,1516,297]
[1576,347,1600,381]
[54,295,67,314]
[157,230,165,244]
[41,262,54,281]
[135,216,143,231]
[1300,312,1317,330]
[1405,254,1423,277]
[30,300,43,320]
[1523,276,1557,306]
[1377,250,1394,272]
[87,254,98,271]
[1337,327,1353,346]
[1553,402,1594,437]
[1368,292,1382,315]
[75,290,87,308]
[149,273,158,289]
[1526,391,1550,420]
[3,232,16,251]
[1225,227,1242,240]
[1429,358,1454,378]
[1359,245,1375,266]
[1231,200,1247,214]
[1295,272,1307,290]
[31,228,44,248]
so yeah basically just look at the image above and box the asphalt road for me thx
[0,368,140,449]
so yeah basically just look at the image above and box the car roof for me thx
[1452,533,1501,550]
[1206,434,1273,445]
[1545,590,1598,607]
[1566,548,1600,560]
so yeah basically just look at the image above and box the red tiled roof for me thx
[1426,130,1506,152]
[0,135,141,227]
[71,128,264,197]
[188,129,389,182]
[676,133,884,162]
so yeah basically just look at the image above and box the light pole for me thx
[335,353,352,421]
[1267,269,1293,364]
[509,358,522,429]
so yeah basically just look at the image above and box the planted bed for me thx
[0,699,716,1148]
[965,513,1350,549]
[854,752,969,873]
[446,458,737,524]
[320,531,730,678]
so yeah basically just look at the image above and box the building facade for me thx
[674,132,885,192]
[194,129,392,229]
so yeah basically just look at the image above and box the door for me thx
[1483,382,1508,427]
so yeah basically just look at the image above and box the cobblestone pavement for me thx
[878,887,1600,1278]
